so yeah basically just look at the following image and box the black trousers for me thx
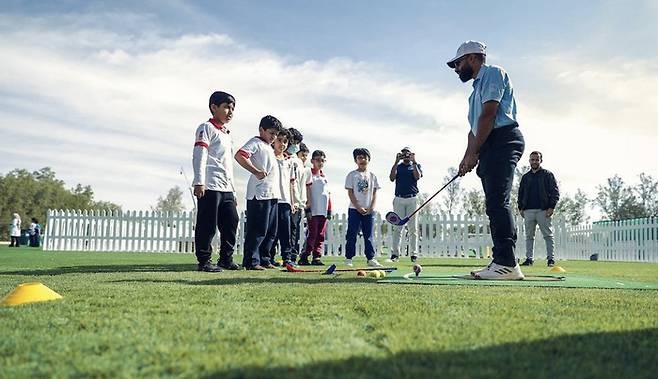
[243,199,278,268]
[269,203,294,263]
[290,207,303,261]
[476,124,525,267]
[194,191,239,265]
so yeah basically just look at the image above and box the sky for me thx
[1,0,657,219]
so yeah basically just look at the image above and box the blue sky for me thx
[1,0,657,216]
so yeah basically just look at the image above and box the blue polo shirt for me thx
[468,64,517,136]
[395,163,422,197]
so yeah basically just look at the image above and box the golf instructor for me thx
[448,41,525,280]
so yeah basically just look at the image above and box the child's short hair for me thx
[312,150,326,160]
[352,148,371,161]
[298,142,309,153]
[277,128,291,142]
[208,91,235,112]
[288,128,304,145]
[259,115,283,131]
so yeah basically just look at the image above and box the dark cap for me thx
[209,91,235,111]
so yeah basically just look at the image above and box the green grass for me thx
[1,245,657,378]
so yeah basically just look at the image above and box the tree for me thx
[462,189,486,218]
[439,167,463,215]
[153,187,185,213]
[416,192,440,218]
[595,175,645,220]
[555,189,589,226]
[635,173,658,216]
[0,167,122,238]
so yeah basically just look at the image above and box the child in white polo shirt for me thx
[344,148,382,267]
[268,128,297,266]
[290,142,310,263]
[298,150,332,266]
[192,91,239,272]
[235,115,282,270]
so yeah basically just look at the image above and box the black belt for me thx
[396,194,417,198]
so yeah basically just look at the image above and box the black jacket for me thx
[518,168,560,210]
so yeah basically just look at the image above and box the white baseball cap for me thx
[446,40,486,68]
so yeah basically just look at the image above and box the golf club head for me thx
[385,211,407,226]
[322,264,337,275]
[285,263,303,272]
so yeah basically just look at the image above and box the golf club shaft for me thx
[406,174,459,221]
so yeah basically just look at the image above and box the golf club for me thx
[284,264,398,274]
[386,173,459,226]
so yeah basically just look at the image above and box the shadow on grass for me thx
[0,264,195,276]
[419,262,485,268]
[108,275,375,286]
[201,328,658,379]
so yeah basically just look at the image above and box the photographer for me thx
[386,147,422,262]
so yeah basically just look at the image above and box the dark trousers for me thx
[243,199,278,268]
[345,208,376,260]
[29,234,40,247]
[303,215,327,259]
[476,124,525,267]
[290,208,303,261]
[269,203,294,263]
[9,236,20,247]
[194,191,239,265]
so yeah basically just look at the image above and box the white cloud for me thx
[0,13,470,213]
[0,12,656,221]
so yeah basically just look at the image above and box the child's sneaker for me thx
[384,255,399,263]
[472,262,524,280]
[410,255,418,263]
[311,258,324,266]
[298,256,311,266]
[367,259,382,267]
[344,259,353,267]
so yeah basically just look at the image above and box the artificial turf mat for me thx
[378,272,658,290]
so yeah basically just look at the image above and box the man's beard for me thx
[458,64,474,82]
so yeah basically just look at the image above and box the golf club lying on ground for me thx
[284,263,398,274]
[386,173,460,226]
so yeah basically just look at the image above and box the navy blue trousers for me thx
[194,191,239,265]
[476,124,525,267]
[269,203,294,263]
[243,199,278,268]
[345,208,376,260]
[290,208,303,261]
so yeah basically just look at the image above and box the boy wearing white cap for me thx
[447,41,526,280]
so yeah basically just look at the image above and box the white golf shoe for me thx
[367,259,382,267]
[344,259,353,267]
[471,262,524,280]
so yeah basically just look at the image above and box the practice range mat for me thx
[378,272,658,290]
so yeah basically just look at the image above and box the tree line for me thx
[418,166,658,226]
[0,168,121,238]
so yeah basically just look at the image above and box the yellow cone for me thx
[550,266,566,273]
[1,282,63,306]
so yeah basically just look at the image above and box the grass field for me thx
[1,245,657,378]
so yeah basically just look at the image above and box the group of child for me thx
[192,90,383,272]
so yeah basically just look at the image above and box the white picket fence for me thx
[43,209,658,262]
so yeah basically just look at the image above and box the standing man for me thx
[448,41,525,280]
[386,147,422,263]
[518,151,560,267]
